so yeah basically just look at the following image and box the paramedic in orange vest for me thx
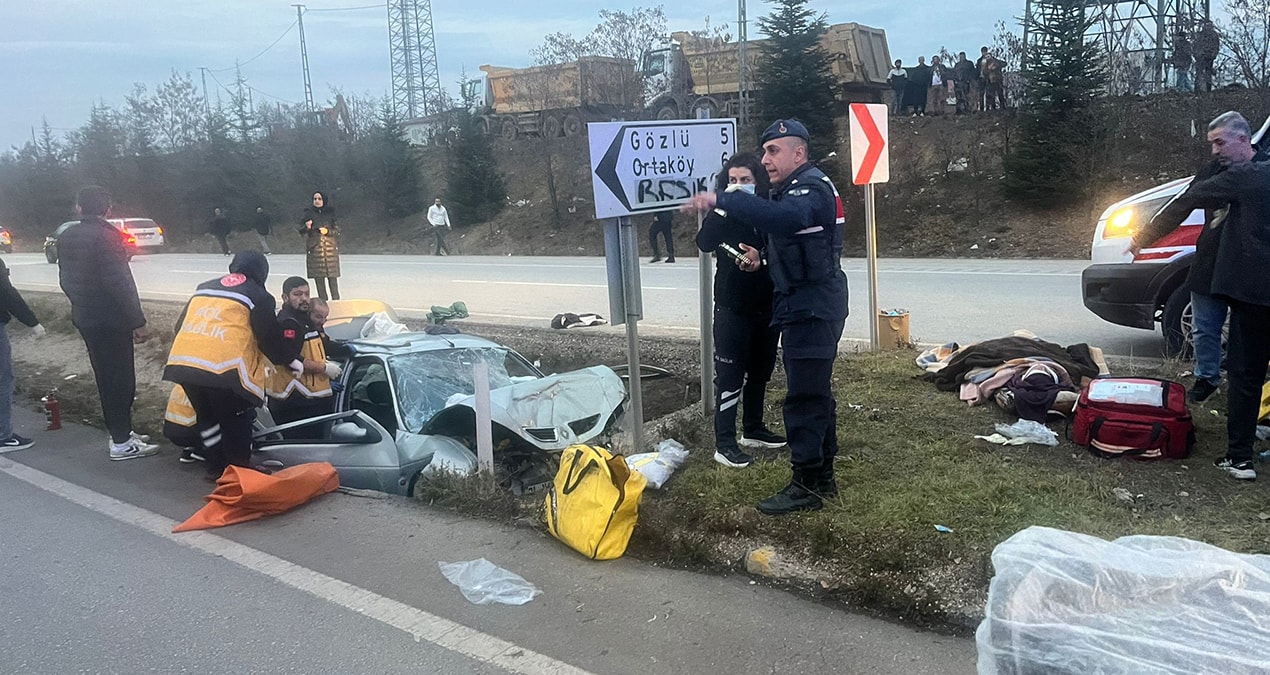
[163,252,303,477]
[267,276,343,429]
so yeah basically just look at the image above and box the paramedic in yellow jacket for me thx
[163,252,303,477]
[267,277,343,430]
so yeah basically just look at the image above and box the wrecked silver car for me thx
[252,331,628,496]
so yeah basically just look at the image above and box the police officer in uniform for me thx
[267,277,343,431]
[685,119,849,515]
[164,252,304,477]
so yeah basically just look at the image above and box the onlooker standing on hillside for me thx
[887,59,907,116]
[253,206,273,255]
[982,53,1005,111]
[952,52,976,115]
[0,259,45,451]
[928,55,948,116]
[648,210,675,263]
[209,207,232,256]
[975,46,993,111]
[906,56,932,116]
[1194,19,1219,93]
[426,197,452,256]
[58,186,159,461]
[299,191,341,300]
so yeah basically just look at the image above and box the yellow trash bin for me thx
[877,309,911,350]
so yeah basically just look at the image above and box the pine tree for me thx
[1003,0,1107,205]
[369,102,425,228]
[445,82,506,228]
[753,0,837,157]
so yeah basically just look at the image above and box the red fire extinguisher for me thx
[42,388,61,431]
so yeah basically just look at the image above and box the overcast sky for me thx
[0,0,1023,150]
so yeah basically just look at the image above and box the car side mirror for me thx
[331,422,369,441]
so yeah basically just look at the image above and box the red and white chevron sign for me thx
[849,103,889,185]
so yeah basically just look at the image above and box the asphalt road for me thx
[0,406,977,674]
[8,252,1164,356]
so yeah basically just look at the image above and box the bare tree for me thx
[1219,0,1269,89]
[153,70,205,151]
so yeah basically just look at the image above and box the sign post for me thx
[848,103,890,351]
[589,119,736,447]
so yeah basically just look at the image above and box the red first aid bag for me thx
[1071,378,1194,460]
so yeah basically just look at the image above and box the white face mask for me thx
[725,183,756,195]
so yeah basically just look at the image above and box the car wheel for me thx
[1,246,10,254]
[1161,285,1193,359]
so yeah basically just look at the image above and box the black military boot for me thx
[815,461,838,500]
[757,467,823,516]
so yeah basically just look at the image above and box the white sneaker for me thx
[130,431,151,443]
[109,437,160,461]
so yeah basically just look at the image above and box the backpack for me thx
[1071,378,1194,460]
[544,445,646,560]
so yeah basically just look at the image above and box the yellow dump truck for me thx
[478,57,637,139]
[471,22,891,139]
[644,22,893,120]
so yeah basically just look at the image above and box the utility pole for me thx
[293,4,316,116]
[737,0,750,128]
[199,67,211,116]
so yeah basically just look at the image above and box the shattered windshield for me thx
[389,348,539,433]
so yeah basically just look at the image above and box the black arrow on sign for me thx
[594,126,631,213]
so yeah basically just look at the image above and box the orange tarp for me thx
[173,463,340,532]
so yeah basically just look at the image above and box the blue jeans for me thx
[0,324,13,439]
[1191,291,1227,385]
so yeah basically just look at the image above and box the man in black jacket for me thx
[1132,112,1268,403]
[58,186,158,461]
[0,259,45,451]
[1146,112,1270,480]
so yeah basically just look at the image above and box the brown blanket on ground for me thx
[921,336,1104,392]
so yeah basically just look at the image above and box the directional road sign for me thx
[849,103,889,185]
[588,119,737,219]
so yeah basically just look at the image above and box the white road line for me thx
[0,459,594,675]
[451,280,680,291]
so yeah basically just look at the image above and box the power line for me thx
[249,86,298,105]
[209,19,300,73]
[307,3,385,11]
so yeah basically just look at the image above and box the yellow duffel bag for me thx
[544,444,647,560]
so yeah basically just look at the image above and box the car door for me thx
[251,410,406,494]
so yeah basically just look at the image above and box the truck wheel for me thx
[500,118,518,140]
[656,104,678,120]
[691,97,720,119]
[541,114,561,138]
[1161,285,1193,359]
[561,113,582,137]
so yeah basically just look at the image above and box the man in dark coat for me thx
[58,186,158,460]
[1141,112,1270,481]
[253,206,273,255]
[209,207,232,256]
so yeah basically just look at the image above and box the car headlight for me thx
[1102,206,1136,239]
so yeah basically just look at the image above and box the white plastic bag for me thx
[360,311,409,340]
[438,558,541,606]
[977,526,1270,674]
[625,439,689,489]
[993,419,1058,446]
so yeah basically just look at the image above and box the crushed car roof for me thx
[346,331,508,355]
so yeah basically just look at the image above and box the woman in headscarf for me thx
[694,152,785,469]
[299,191,341,300]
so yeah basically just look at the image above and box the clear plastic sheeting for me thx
[438,558,541,606]
[976,526,1270,674]
[995,419,1059,446]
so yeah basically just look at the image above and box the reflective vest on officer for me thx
[164,279,272,405]
[267,323,331,400]
[164,384,197,429]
